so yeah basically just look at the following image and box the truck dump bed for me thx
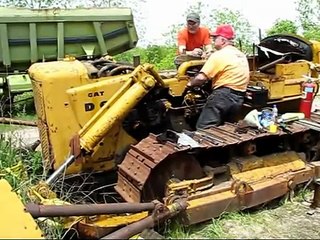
[0,7,138,71]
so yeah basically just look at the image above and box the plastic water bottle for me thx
[272,104,278,122]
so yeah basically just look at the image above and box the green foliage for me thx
[0,0,143,8]
[13,92,36,117]
[296,0,320,30]
[0,138,43,190]
[115,45,176,70]
[266,19,298,36]
[303,25,320,41]
[0,0,71,8]
[296,0,320,41]
[185,1,211,24]
[163,23,184,46]
[211,8,255,54]
[164,220,192,239]
[201,218,229,238]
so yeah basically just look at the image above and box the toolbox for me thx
[244,85,268,107]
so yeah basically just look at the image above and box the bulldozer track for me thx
[115,117,318,203]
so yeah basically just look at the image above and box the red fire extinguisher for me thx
[299,79,318,118]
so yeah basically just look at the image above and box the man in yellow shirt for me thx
[186,24,250,129]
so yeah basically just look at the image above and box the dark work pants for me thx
[196,87,244,129]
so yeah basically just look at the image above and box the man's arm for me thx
[178,45,187,54]
[187,72,208,87]
[177,30,188,54]
[179,45,203,56]
[187,51,215,87]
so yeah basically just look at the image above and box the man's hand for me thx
[190,48,203,57]
[182,81,193,96]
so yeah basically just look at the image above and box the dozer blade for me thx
[181,152,320,225]
[0,179,43,238]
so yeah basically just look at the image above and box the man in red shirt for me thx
[177,12,213,57]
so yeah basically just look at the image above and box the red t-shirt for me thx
[177,27,212,51]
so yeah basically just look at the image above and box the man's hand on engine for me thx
[188,72,209,87]
[190,48,203,57]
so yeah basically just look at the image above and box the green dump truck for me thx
[0,7,138,107]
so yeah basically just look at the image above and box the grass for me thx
[0,135,44,198]
[0,92,36,132]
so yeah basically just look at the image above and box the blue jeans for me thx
[196,87,244,129]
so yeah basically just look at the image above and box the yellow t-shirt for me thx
[200,45,250,92]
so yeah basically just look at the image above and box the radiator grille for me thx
[32,79,54,170]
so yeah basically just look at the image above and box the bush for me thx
[115,45,177,70]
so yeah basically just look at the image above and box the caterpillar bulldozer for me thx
[10,32,319,239]
[2,13,320,236]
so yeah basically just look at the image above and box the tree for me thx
[210,8,255,54]
[296,0,320,40]
[0,0,70,8]
[296,0,320,30]
[266,19,298,36]
[163,23,184,46]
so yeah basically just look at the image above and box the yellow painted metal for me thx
[184,170,313,225]
[29,60,151,173]
[82,212,148,228]
[77,212,148,239]
[79,64,160,153]
[166,176,213,199]
[311,40,320,65]
[177,59,206,76]
[167,151,305,204]
[276,62,310,79]
[229,151,306,183]
[182,151,314,225]
[163,77,189,97]
[29,60,167,173]
[250,73,285,100]
[0,179,43,238]
[249,38,320,100]
[250,62,310,99]
[79,63,163,154]
[162,61,206,97]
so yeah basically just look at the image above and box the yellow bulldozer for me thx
[2,32,320,239]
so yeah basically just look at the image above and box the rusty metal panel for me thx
[118,154,151,189]
[115,173,142,203]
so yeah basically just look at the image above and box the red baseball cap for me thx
[211,24,235,39]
